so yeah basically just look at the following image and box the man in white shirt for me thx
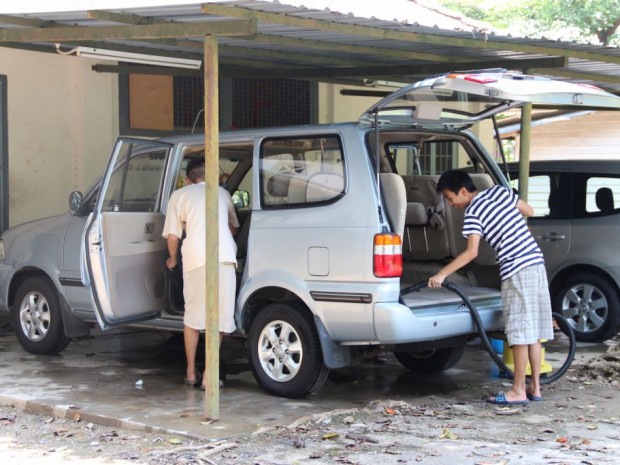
[162,158,240,388]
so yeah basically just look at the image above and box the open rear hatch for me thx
[361,70,620,128]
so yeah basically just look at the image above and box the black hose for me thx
[401,281,576,384]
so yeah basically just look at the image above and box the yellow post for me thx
[204,34,220,420]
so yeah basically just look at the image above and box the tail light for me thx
[373,233,402,278]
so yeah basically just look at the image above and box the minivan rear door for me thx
[82,138,173,329]
[361,71,620,127]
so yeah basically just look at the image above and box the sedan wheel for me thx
[12,277,71,354]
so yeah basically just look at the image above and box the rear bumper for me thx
[373,300,504,344]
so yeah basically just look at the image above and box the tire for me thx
[12,277,71,354]
[248,303,329,398]
[394,344,465,373]
[553,272,620,343]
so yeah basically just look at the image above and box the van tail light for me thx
[373,233,402,278]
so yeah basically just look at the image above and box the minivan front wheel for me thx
[554,273,620,343]
[12,277,71,354]
[248,303,329,398]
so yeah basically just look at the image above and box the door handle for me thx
[144,222,155,234]
[540,232,566,241]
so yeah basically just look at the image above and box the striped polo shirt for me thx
[463,185,544,281]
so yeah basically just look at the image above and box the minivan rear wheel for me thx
[248,303,329,398]
[12,276,71,354]
[554,272,620,343]
[394,344,465,372]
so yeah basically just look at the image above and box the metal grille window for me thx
[173,76,204,130]
[419,141,455,175]
[232,78,312,129]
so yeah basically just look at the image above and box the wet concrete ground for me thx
[0,324,611,441]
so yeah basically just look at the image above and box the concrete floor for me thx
[0,325,610,441]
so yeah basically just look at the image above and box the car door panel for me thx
[82,138,172,329]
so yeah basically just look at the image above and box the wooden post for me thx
[518,103,532,203]
[204,34,219,420]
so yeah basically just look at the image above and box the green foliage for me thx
[436,0,620,45]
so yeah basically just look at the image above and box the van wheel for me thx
[394,344,465,372]
[554,272,620,343]
[248,303,329,398]
[12,277,71,354]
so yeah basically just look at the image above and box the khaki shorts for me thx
[182,263,237,333]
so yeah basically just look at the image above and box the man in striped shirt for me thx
[428,170,554,406]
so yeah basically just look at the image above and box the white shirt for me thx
[162,183,240,272]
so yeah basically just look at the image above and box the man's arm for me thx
[428,234,481,288]
[516,198,535,217]
[166,234,181,270]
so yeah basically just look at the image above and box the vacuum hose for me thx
[401,281,576,384]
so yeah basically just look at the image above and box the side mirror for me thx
[69,191,84,215]
[232,190,250,209]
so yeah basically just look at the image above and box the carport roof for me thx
[2,0,620,93]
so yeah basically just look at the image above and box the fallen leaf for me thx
[167,437,182,444]
[556,437,569,443]
[385,407,397,415]
[439,428,458,440]
[322,432,339,440]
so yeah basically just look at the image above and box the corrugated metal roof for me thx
[1,0,620,92]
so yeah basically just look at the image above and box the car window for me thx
[101,142,168,213]
[585,176,620,216]
[390,140,472,176]
[260,136,345,208]
[509,175,551,218]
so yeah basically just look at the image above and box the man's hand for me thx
[428,273,446,288]
[166,256,178,270]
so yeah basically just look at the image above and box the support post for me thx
[518,103,532,203]
[204,34,220,420]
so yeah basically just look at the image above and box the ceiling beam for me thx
[0,20,256,42]
[201,3,620,66]
[0,14,51,28]
[218,56,567,79]
[527,67,620,86]
[248,33,472,63]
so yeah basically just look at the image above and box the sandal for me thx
[183,372,202,388]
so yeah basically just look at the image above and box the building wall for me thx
[318,82,388,123]
[1,48,119,226]
[512,110,620,161]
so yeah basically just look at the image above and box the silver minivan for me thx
[2,71,620,398]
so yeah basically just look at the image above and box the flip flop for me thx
[486,391,529,406]
[526,393,544,401]
[183,372,202,388]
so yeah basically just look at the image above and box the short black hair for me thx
[436,170,477,195]
[185,158,205,183]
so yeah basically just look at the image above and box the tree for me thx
[435,0,620,46]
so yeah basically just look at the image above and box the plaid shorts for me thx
[501,264,554,346]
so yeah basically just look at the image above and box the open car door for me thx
[361,70,620,128]
[82,138,174,329]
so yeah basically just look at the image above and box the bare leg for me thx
[201,332,226,384]
[527,341,543,399]
[184,325,200,381]
[501,344,528,402]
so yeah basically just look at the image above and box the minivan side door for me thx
[82,138,173,328]
[509,170,572,277]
